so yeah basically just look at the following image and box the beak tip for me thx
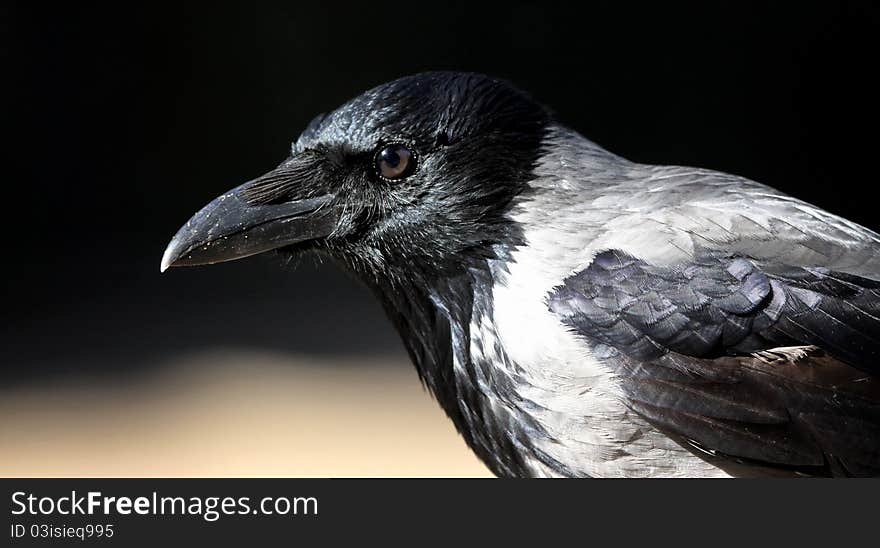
[160,242,179,273]
[159,191,337,274]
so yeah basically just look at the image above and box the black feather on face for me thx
[245,72,551,274]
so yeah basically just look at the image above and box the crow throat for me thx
[339,224,556,477]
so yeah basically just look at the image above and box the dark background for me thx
[5,1,880,383]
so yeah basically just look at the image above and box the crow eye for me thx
[374,143,416,181]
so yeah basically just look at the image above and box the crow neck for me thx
[357,239,538,476]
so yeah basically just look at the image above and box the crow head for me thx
[161,72,549,279]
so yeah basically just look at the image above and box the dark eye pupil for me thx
[376,144,414,180]
[380,148,401,168]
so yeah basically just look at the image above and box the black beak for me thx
[160,182,338,272]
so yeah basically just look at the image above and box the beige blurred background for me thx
[0,350,490,477]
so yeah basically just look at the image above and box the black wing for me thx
[548,249,880,476]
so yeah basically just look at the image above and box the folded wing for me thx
[548,249,880,476]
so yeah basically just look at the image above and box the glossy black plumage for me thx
[549,249,880,475]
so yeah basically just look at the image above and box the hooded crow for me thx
[162,72,880,477]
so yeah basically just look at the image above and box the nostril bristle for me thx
[240,150,327,206]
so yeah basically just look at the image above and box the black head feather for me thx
[260,71,551,274]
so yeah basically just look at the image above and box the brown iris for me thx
[375,143,416,181]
